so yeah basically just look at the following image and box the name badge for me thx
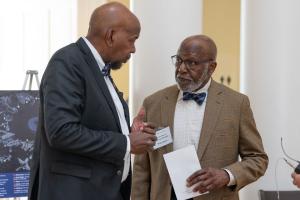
[153,127,173,150]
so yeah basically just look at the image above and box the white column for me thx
[130,0,203,117]
[240,0,300,199]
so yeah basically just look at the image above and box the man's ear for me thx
[209,61,217,74]
[104,28,114,47]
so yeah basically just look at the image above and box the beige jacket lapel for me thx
[160,85,179,152]
[197,80,223,160]
[158,82,223,157]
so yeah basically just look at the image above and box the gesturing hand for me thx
[130,107,157,154]
[129,130,156,154]
[186,167,230,193]
[131,107,146,133]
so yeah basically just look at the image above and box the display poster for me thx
[0,91,39,198]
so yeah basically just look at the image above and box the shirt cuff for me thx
[223,168,236,186]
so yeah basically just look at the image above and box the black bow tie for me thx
[182,92,206,106]
[102,63,111,76]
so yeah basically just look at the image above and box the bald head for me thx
[88,2,140,39]
[179,35,217,61]
[86,2,141,69]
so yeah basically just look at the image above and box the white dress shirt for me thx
[173,79,236,186]
[173,79,211,151]
[83,37,130,182]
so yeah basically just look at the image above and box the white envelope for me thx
[163,145,207,200]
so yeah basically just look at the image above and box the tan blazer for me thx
[131,80,268,200]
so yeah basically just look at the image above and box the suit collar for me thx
[82,37,106,71]
[159,81,224,157]
[160,85,179,152]
[197,80,224,160]
[161,85,180,132]
[76,38,124,131]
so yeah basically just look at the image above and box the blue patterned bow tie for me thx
[102,63,111,76]
[182,92,207,106]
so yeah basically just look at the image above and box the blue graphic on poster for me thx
[0,91,39,197]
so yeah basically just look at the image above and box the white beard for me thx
[176,65,209,92]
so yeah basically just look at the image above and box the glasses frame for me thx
[171,55,213,71]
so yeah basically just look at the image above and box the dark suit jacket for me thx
[28,38,131,200]
[132,81,268,200]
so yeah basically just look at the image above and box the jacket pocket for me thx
[50,162,91,179]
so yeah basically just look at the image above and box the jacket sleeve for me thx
[131,152,151,200]
[225,96,269,191]
[131,99,151,200]
[42,54,127,165]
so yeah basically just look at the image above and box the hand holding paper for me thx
[186,167,230,194]
[163,145,205,200]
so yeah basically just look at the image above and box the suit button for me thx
[117,170,122,176]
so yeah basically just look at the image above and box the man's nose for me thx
[177,62,188,73]
[131,46,136,54]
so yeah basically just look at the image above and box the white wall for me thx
[77,0,106,37]
[0,0,77,90]
[130,0,203,117]
[240,0,300,199]
[0,1,77,199]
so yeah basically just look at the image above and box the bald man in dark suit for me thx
[28,3,156,200]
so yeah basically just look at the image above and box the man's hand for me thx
[130,107,157,154]
[131,107,146,132]
[129,129,156,154]
[292,172,300,188]
[186,167,230,193]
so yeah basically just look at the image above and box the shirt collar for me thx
[177,78,211,101]
[82,37,105,71]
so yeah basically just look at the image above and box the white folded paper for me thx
[163,145,205,200]
[153,127,173,149]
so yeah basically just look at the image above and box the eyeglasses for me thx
[171,55,212,70]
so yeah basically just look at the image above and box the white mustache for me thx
[176,75,192,81]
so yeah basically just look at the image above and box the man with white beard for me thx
[131,35,268,200]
